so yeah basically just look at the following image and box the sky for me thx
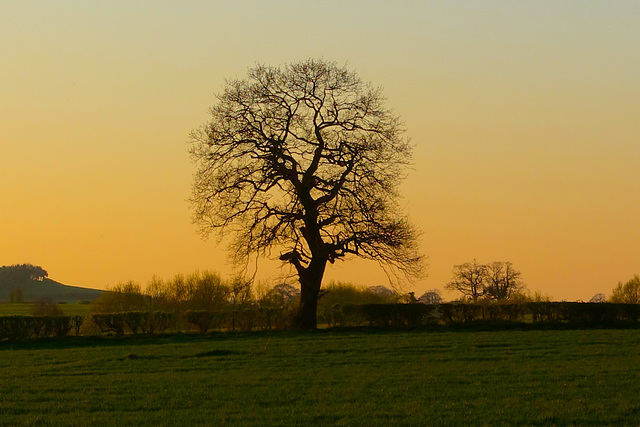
[2,1,639,301]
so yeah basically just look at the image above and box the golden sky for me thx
[2,1,639,301]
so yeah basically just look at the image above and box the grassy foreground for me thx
[1,328,640,426]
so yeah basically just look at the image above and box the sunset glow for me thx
[2,1,639,301]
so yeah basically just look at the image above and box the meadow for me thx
[0,302,91,317]
[1,328,640,425]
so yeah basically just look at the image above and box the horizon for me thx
[2,2,639,302]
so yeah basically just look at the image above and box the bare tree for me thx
[446,260,525,301]
[189,59,424,329]
[445,260,486,301]
[484,261,525,301]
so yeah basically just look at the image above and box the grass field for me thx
[0,302,91,316]
[1,328,640,425]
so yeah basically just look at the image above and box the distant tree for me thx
[368,285,396,298]
[446,260,526,302]
[186,271,230,311]
[0,264,48,286]
[610,275,640,304]
[90,281,148,313]
[261,283,300,310]
[418,289,443,304]
[589,293,607,303]
[445,260,487,301]
[189,59,424,329]
[484,261,525,301]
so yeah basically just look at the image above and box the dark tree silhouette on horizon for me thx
[446,260,486,301]
[189,59,424,329]
[484,261,524,300]
[446,260,525,301]
[0,264,48,286]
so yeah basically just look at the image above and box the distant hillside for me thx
[0,278,104,303]
[0,264,104,303]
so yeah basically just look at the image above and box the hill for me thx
[0,264,104,302]
[0,277,104,303]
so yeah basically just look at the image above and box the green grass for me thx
[1,329,640,425]
[0,302,91,316]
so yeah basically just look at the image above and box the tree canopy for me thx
[0,264,48,286]
[189,59,424,328]
[610,275,640,304]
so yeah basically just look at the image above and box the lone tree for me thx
[190,59,424,329]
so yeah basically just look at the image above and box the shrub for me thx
[92,314,126,335]
[32,299,64,317]
[185,310,224,333]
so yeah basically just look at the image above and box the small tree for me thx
[589,293,606,303]
[610,275,640,304]
[32,298,63,316]
[189,59,424,328]
[445,260,486,301]
[187,271,230,311]
[484,261,525,301]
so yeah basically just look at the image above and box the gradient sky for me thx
[2,1,639,301]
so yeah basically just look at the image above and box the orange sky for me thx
[2,2,639,301]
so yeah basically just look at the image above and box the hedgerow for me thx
[2,302,640,341]
[0,315,83,340]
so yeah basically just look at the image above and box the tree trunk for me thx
[297,259,327,330]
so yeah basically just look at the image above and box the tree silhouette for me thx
[445,260,486,301]
[189,59,424,328]
[484,261,524,301]
[445,260,525,301]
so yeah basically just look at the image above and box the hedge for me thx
[0,316,83,340]
[331,302,640,328]
[3,302,640,341]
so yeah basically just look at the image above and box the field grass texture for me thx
[1,329,639,425]
[0,303,91,317]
